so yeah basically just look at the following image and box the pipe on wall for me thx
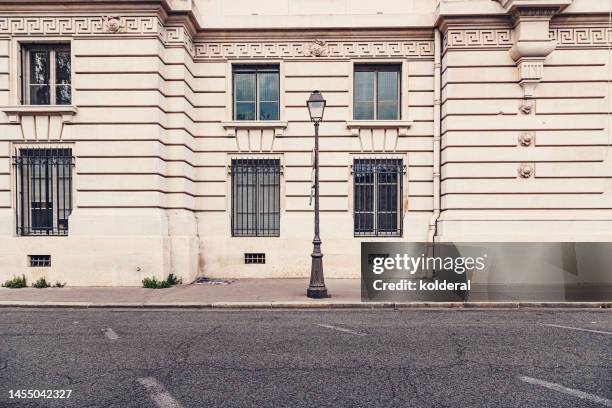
[428,28,442,243]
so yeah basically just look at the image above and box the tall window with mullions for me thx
[233,65,280,121]
[14,148,73,236]
[353,158,403,237]
[231,159,281,237]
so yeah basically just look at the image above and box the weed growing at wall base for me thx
[2,275,27,288]
[142,274,182,289]
[32,277,51,288]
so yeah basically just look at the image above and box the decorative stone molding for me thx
[103,15,123,33]
[221,121,287,137]
[1,105,77,124]
[518,163,535,178]
[308,39,328,57]
[0,16,159,36]
[519,132,534,146]
[550,27,612,47]
[499,2,573,114]
[444,29,513,49]
[1,106,77,141]
[346,120,412,137]
[193,40,434,60]
[163,25,195,55]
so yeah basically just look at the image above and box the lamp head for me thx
[307,90,326,123]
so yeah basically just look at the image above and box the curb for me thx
[0,301,610,309]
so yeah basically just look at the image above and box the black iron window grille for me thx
[231,158,281,237]
[14,147,73,236]
[29,255,51,267]
[353,158,404,237]
[244,253,266,264]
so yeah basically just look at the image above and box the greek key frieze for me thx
[550,27,612,47]
[0,16,160,36]
[192,40,434,59]
[444,29,513,49]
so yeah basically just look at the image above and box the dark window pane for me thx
[234,73,256,102]
[55,51,71,84]
[259,102,279,120]
[258,72,279,102]
[377,71,398,101]
[29,85,50,105]
[354,102,375,120]
[56,85,71,105]
[30,51,49,85]
[235,102,256,121]
[354,71,375,120]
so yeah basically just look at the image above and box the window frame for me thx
[21,43,71,106]
[232,64,280,121]
[352,157,404,237]
[13,145,74,237]
[352,63,402,121]
[230,157,282,237]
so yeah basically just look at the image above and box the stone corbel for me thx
[497,0,573,114]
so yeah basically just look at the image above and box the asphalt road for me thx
[0,309,611,408]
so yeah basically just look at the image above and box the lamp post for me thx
[306,90,328,299]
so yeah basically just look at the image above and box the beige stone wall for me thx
[439,3,612,243]
[0,0,611,285]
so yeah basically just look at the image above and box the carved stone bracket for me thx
[497,0,573,114]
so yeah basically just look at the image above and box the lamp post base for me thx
[307,286,329,299]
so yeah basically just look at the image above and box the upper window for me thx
[231,158,280,237]
[353,158,403,237]
[354,64,400,120]
[14,147,73,236]
[22,44,71,105]
[233,65,279,121]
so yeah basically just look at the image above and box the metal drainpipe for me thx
[428,28,442,243]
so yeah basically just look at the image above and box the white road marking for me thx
[103,328,119,340]
[520,376,612,407]
[543,323,612,336]
[316,323,366,336]
[137,377,184,408]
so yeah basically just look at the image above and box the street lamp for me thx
[306,90,328,298]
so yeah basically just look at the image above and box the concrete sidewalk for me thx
[0,279,611,308]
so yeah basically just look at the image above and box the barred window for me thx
[353,158,403,237]
[231,159,280,236]
[22,44,71,105]
[14,148,73,236]
[233,65,280,121]
[354,64,400,120]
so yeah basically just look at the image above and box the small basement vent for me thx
[29,255,51,267]
[244,253,265,264]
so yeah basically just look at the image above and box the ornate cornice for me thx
[192,39,434,60]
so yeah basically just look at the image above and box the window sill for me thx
[222,120,288,137]
[1,105,77,123]
[346,120,413,136]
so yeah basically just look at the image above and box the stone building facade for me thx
[0,0,610,286]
